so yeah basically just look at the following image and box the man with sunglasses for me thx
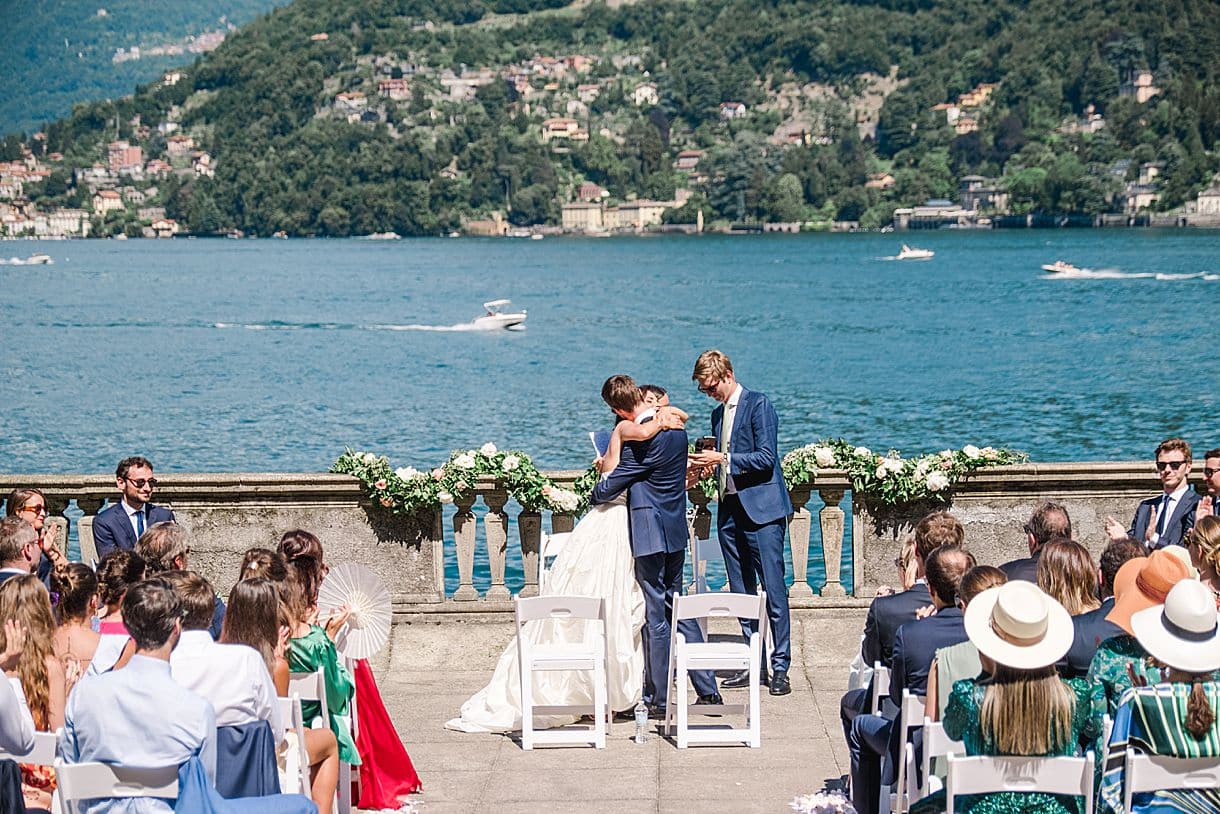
[1104,437,1199,550]
[92,455,176,560]
[1197,447,1220,522]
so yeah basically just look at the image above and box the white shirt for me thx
[0,676,35,754]
[121,499,147,539]
[719,384,744,495]
[1150,481,1191,545]
[170,630,281,737]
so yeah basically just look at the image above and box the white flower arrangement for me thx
[502,454,521,472]
[814,445,836,468]
[453,453,476,469]
[480,442,498,456]
[541,485,580,513]
[437,490,454,504]
[789,791,856,814]
[395,466,420,480]
[962,444,981,460]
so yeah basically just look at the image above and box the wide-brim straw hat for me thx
[964,581,1074,670]
[1131,579,1220,674]
[1106,550,1190,635]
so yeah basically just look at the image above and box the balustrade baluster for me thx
[817,487,847,597]
[76,497,106,565]
[452,493,478,601]
[787,487,815,598]
[550,513,575,535]
[483,490,510,601]
[517,509,541,598]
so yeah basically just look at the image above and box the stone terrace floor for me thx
[366,609,864,813]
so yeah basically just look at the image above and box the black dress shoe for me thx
[721,669,768,689]
[769,670,792,696]
[695,692,723,705]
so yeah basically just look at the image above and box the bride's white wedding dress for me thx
[445,495,645,732]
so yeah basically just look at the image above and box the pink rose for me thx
[432,468,445,480]
[380,497,394,507]
[374,479,387,490]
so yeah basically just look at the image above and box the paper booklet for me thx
[589,430,613,457]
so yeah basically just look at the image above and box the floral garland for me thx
[782,438,1027,507]
[334,438,1026,517]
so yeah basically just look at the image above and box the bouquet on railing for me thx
[789,791,856,814]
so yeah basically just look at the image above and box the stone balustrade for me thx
[0,462,1192,612]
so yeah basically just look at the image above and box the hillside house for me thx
[47,208,90,237]
[162,71,185,86]
[138,206,167,222]
[719,102,747,120]
[577,182,606,201]
[865,172,895,190]
[931,103,962,125]
[1121,71,1161,104]
[632,82,658,107]
[166,135,195,158]
[1124,183,1159,212]
[561,202,603,230]
[92,190,123,214]
[108,141,143,174]
[959,176,1008,213]
[541,118,588,142]
[675,150,704,171]
[1138,162,1163,186]
[192,152,215,178]
[958,83,997,109]
[145,159,172,178]
[378,78,411,101]
[607,199,671,229]
[335,92,367,113]
[954,117,979,135]
[577,84,601,103]
[1197,181,1220,215]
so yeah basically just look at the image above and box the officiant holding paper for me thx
[689,350,793,696]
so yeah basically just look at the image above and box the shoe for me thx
[646,705,667,720]
[695,692,723,705]
[769,670,792,696]
[721,669,768,689]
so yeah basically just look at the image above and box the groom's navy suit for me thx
[590,424,717,709]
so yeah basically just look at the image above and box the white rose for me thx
[480,442,498,456]
[925,471,950,491]
[874,465,888,480]
[361,452,378,464]
[853,446,871,458]
[814,446,836,468]
[502,455,520,472]
[454,453,475,469]
[962,445,981,460]
[437,491,454,504]
[395,466,419,480]
[882,456,903,474]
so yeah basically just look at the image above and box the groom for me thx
[590,375,721,715]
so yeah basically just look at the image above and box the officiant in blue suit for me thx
[690,350,794,696]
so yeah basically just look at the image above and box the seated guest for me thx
[841,512,964,742]
[138,522,225,638]
[0,517,41,583]
[91,456,175,560]
[1000,501,1071,583]
[5,488,67,585]
[1105,437,1200,550]
[238,548,290,584]
[95,549,146,635]
[1099,579,1220,814]
[910,581,1101,814]
[51,563,116,692]
[849,544,975,814]
[1062,538,1145,677]
[925,565,1008,720]
[1037,539,1100,615]
[0,574,67,812]
[1088,550,1189,715]
[1186,516,1220,600]
[1196,446,1219,522]
[848,537,918,691]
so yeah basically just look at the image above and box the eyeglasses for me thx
[19,504,47,516]
[696,381,719,395]
[1155,460,1187,472]
[1205,468,1220,478]
[125,477,158,488]
[893,556,907,569]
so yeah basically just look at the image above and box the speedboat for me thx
[27,254,53,264]
[472,299,527,330]
[896,244,934,260]
[1041,260,1081,274]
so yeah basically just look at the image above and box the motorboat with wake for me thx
[896,244,934,260]
[472,299,527,330]
[1041,260,1082,275]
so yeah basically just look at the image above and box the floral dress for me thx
[910,677,1103,814]
[287,624,360,764]
[1086,635,1161,716]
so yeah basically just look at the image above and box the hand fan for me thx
[315,563,392,659]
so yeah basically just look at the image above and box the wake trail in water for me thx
[213,320,508,332]
[1041,267,1219,281]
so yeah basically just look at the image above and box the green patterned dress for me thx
[1086,634,1161,717]
[910,677,1103,814]
[287,624,361,764]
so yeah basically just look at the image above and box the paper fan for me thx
[315,563,392,660]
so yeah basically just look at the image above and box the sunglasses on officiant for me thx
[1155,461,1187,472]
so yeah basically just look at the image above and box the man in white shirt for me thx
[1106,437,1201,550]
[163,571,280,736]
[0,517,40,585]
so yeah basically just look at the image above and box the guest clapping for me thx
[1105,438,1199,550]
[5,488,66,583]
[1197,447,1220,522]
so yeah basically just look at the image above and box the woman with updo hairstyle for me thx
[278,530,328,607]
[95,550,146,636]
[1186,515,1220,601]
[238,547,290,584]
[50,562,104,692]
[1037,538,1102,616]
[0,574,66,810]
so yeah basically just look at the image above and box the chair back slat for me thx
[1124,752,1220,811]
[55,759,179,806]
[0,730,58,764]
[946,753,1094,814]
[287,669,330,724]
[672,591,764,622]
[515,595,605,624]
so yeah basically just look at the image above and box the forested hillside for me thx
[7,0,1220,235]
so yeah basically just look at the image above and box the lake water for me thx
[4,231,1218,589]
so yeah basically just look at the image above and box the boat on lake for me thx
[896,244,934,260]
[472,299,527,330]
[1041,260,1082,275]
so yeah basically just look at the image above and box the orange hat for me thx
[1106,551,1190,635]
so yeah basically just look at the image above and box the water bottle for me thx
[634,702,649,744]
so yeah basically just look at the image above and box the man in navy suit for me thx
[92,456,176,561]
[999,501,1072,583]
[689,350,794,696]
[1061,537,1144,676]
[0,517,40,585]
[590,375,719,714]
[1105,437,1200,550]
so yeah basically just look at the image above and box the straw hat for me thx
[964,581,1074,670]
[1106,550,1190,635]
[1131,580,1220,674]
[1160,544,1199,579]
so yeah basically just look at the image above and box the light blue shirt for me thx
[60,654,217,814]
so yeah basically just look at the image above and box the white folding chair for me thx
[919,717,964,798]
[889,690,926,814]
[870,663,891,715]
[276,694,312,796]
[0,729,58,764]
[55,759,179,814]
[289,668,352,814]
[945,752,1095,814]
[664,591,766,748]
[1124,751,1220,811]
[515,594,609,750]
[537,532,572,594]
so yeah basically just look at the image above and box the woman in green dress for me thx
[911,581,1103,814]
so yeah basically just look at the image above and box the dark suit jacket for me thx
[861,583,932,669]
[1063,597,1124,678]
[889,607,968,707]
[1129,489,1200,550]
[712,387,792,525]
[92,501,176,561]
[0,569,29,586]
[999,548,1042,583]
[590,427,690,557]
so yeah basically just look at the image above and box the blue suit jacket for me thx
[1129,490,1200,550]
[861,583,933,669]
[590,427,689,557]
[92,501,176,561]
[712,387,792,525]
[1063,597,1124,678]
[889,607,968,708]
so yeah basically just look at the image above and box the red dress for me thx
[353,659,422,807]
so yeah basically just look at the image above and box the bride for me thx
[445,387,686,733]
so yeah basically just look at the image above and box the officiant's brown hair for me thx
[601,375,642,413]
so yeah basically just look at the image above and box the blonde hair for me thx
[691,349,733,383]
[1188,516,1220,575]
[1036,539,1101,615]
[980,664,1075,755]
[0,575,56,730]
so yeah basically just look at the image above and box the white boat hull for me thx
[472,313,527,330]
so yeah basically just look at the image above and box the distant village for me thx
[4,43,1220,238]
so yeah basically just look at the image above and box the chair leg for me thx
[664,646,677,736]
[337,761,352,814]
[521,660,534,751]
[676,649,690,749]
[748,659,761,748]
[593,657,607,749]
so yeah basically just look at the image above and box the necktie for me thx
[1155,494,1170,536]
[135,509,145,537]
[719,401,736,497]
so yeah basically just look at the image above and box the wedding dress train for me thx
[445,497,645,732]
